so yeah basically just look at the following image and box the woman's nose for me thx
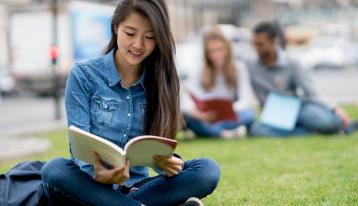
[132,36,144,50]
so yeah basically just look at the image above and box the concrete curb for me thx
[0,120,67,138]
[0,120,66,162]
[0,136,52,161]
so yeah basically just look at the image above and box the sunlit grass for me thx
[1,105,357,205]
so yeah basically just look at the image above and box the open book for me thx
[190,93,237,123]
[260,93,302,131]
[68,125,177,168]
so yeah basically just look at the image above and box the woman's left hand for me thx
[153,155,183,177]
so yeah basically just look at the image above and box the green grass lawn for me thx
[1,105,358,205]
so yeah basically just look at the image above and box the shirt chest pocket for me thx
[138,103,147,125]
[91,96,120,126]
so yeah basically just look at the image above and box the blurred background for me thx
[0,0,358,137]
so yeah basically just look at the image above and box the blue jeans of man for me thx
[249,102,343,137]
[183,108,256,137]
[41,157,220,206]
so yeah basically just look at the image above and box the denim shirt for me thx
[64,49,148,187]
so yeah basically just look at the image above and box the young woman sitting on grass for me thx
[41,1,221,205]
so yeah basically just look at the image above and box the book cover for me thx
[68,125,177,168]
[259,93,302,131]
[190,93,238,123]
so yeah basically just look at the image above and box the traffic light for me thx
[49,44,59,64]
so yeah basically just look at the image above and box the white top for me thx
[181,60,255,113]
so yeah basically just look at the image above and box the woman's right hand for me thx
[93,152,130,185]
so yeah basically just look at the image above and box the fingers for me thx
[121,162,130,184]
[112,160,129,173]
[154,155,183,177]
[156,155,182,165]
[93,151,99,163]
[163,165,180,177]
[93,155,130,185]
[124,159,130,176]
[94,166,129,185]
[112,165,126,175]
[110,160,130,184]
[93,152,103,171]
[113,169,129,185]
[125,159,130,168]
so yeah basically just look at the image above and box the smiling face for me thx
[115,11,157,70]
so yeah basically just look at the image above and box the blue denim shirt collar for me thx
[104,49,146,90]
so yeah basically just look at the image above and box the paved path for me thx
[0,136,52,161]
[0,96,66,162]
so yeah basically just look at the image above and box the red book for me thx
[190,93,238,123]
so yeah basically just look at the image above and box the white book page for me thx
[68,125,126,167]
[125,136,177,168]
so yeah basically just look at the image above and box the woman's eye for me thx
[125,32,135,36]
[146,36,155,40]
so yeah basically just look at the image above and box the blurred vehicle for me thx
[286,45,311,70]
[8,1,114,96]
[351,41,358,66]
[175,41,202,80]
[176,24,256,80]
[0,65,16,95]
[298,36,357,70]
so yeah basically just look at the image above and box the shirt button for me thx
[128,113,131,117]
[126,96,130,99]
[124,134,127,137]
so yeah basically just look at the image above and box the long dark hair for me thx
[202,26,237,91]
[104,0,180,139]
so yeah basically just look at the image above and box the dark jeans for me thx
[41,157,220,206]
[249,102,343,137]
[184,108,256,137]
